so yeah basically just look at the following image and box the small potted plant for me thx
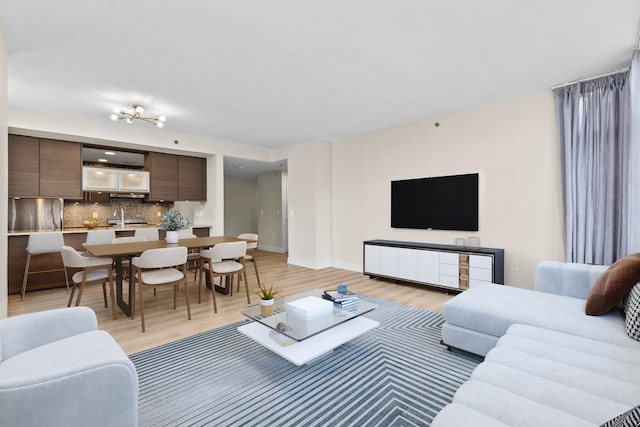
[158,208,189,244]
[254,283,281,316]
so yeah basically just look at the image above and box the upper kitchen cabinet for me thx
[178,155,207,201]
[8,135,40,197]
[148,152,207,201]
[148,152,178,201]
[39,139,82,198]
[8,135,83,199]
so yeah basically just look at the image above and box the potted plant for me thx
[254,283,281,316]
[158,208,189,244]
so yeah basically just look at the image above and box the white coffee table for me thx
[238,289,379,366]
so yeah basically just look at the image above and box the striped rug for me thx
[130,295,480,426]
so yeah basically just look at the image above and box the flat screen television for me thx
[391,173,478,231]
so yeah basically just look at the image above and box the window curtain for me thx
[553,72,630,265]
[628,50,640,255]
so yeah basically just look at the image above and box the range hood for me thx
[109,193,146,199]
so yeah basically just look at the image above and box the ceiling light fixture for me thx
[110,104,167,128]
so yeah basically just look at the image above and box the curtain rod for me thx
[551,67,629,90]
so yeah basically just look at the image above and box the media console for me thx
[363,240,504,292]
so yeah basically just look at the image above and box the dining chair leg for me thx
[243,268,251,304]
[183,266,191,320]
[198,263,204,304]
[21,254,32,300]
[102,283,108,308]
[75,274,88,307]
[67,283,77,307]
[139,281,146,332]
[108,268,116,320]
[252,256,262,286]
[209,270,218,313]
[173,285,177,310]
[229,275,234,296]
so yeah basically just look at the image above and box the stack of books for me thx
[322,290,359,310]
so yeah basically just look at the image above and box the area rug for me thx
[130,295,480,426]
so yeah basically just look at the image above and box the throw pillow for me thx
[623,283,640,341]
[600,404,640,427]
[585,253,640,315]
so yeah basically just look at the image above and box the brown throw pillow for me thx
[585,253,640,315]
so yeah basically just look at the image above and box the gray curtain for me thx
[628,50,640,255]
[553,72,630,265]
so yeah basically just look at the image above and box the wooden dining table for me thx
[85,236,251,317]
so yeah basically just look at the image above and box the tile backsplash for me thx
[64,199,172,227]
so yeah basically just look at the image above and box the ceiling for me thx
[2,1,639,149]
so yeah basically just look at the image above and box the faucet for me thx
[113,209,125,227]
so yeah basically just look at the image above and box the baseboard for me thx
[331,261,362,272]
[287,258,331,270]
[258,245,287,253]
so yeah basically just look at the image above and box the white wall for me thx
[277,141,332,268]
[330,90,564,288]
[224,178,258,237]
[257,171,286,252]
[0,20,8,317]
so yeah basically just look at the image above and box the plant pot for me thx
[260,298,274,316]
[165,230,179,244]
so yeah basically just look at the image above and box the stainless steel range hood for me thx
[109,193,146,199]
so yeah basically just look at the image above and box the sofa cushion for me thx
[431,403,510,427]
[443,283,638,349]
[585,253,640,315]
[470,362,630,424]
[623,283,640,341]
[451,380,595,427]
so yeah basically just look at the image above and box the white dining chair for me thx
[199,241,249,312]
[21,232,69,299]
[134,228,159,241]
[61,246,116,319]
[238,233,261,288]
[132,246,190,332]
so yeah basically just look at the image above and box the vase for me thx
[165,230,179,244]
[260,298,274,316]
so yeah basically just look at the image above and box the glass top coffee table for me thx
[238,289,379,366]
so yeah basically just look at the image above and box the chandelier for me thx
[110,104,166,128]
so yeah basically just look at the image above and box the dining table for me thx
[85,235,252,317]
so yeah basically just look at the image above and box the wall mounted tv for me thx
[391,173,478,231]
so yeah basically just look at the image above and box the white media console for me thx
[363,240,504,292]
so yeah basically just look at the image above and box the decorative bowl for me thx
[83,219,100,229]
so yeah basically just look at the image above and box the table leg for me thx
[206,273,231,295]
[114,256,133,318]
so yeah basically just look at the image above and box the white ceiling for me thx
[2,1,639,149]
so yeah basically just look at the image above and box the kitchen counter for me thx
[8,224,212,237]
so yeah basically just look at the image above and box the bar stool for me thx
[21,232,69,300]
[134,228,159,241]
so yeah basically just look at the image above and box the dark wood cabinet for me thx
[149,152,207,201]
[8,135,82,199]
[178,155,207,201]
[148,152,179,201]
[8,135,40,197]
[39,139,82,199]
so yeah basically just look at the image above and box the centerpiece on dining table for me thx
[158,208,189,244]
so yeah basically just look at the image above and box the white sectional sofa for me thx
[432,261,640,426]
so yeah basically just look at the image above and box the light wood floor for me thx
[8,250,454,355]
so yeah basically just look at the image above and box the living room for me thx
[1,2,640,426]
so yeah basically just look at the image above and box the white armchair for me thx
[0,307,138,427]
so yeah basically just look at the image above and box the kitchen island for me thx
[8,225,212,295]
